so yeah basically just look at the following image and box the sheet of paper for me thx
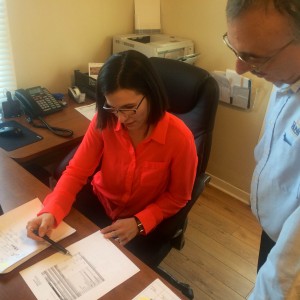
[88,63,104,80]
[134,0,161,31]
[232,86,250,109]
[132,278,181,300]
[0,198,76,274]
[20,231,140,300]
[211,71,231,104]
[226,69,242,87]
[212,69,251,109]
[75,103,96,121]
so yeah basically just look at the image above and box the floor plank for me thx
[159,185,261,300]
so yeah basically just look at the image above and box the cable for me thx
[26,116,73,138]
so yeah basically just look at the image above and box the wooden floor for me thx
[159,185,262,300]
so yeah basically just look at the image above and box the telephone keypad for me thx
[31,90,63,114]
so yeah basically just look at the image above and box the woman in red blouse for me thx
[26,50,197,266]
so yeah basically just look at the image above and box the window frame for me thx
[0,0,17,108]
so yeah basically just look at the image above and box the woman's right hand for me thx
[26,213,55,241]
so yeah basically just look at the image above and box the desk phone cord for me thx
[26,116,74,138]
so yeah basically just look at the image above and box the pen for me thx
[33,229,72,256]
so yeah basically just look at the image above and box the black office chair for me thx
[147,58,218,298]
[54,57,219,299]
[147,56,219,245]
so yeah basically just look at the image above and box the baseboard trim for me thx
[206,173,250,204]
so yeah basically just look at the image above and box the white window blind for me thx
[0,0,16,105]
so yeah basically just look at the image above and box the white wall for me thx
[6,0,273,202]
[6,0,134,94]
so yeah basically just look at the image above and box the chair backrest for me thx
[149,57,219,176]
[147,58,219,245]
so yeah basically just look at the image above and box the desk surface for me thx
[2,98,92,164]
[0,150,185,299]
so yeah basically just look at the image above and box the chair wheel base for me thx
[155,266,194,299]
[171,234,185,250]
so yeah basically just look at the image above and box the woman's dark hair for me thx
[95,50,168,129]
[226,0,300,39]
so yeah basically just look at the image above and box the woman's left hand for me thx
[101,218,139,245]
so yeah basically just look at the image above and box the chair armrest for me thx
[53,145,79,180]
[153,172,210,240]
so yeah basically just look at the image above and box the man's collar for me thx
[277,79,300,94]
[290,80,300,93]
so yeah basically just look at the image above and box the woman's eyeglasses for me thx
[102,96,145,116]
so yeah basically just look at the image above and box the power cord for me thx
[26,116,73,138]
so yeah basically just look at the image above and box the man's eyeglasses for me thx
[102,96,145,116]
[222,32,294,71]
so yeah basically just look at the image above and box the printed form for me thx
[133,278,181,300]
[20,231,140,300]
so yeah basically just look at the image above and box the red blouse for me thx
[39,112,197,234]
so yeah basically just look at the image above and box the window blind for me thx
[0,0,16,106]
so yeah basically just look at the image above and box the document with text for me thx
[20,231,140,300]
[133,278,181,300]
[0,198,76,274]
[75,103,96,121]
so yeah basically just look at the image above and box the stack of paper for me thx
[212,69,252,109]
[0,198,76,274]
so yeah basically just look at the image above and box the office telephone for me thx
[15,86,63,118]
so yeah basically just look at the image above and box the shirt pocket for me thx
[140,161,169,187]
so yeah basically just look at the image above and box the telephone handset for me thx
[15,86,63,118]
[14,86,73,137]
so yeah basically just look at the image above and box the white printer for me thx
[113,33,198,64]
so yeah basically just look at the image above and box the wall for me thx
[6,0,134,93]
[161,0,272,202]
[6,0,272,202]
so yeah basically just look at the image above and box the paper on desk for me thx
[0,198,76,274]
[20,231,140,300]
[75,103,96,121]
[132,278,181,300]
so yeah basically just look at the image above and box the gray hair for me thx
[226,0,300,39]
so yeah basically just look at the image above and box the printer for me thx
[113,33,198,64]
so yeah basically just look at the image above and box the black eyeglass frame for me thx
[102,96,145,116]
[222,32,294,71]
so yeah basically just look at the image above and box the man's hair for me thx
[226,0,300,39]
[95,50,168,129]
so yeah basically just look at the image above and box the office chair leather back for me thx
[150,57,218,176]
[148,57,219,250]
